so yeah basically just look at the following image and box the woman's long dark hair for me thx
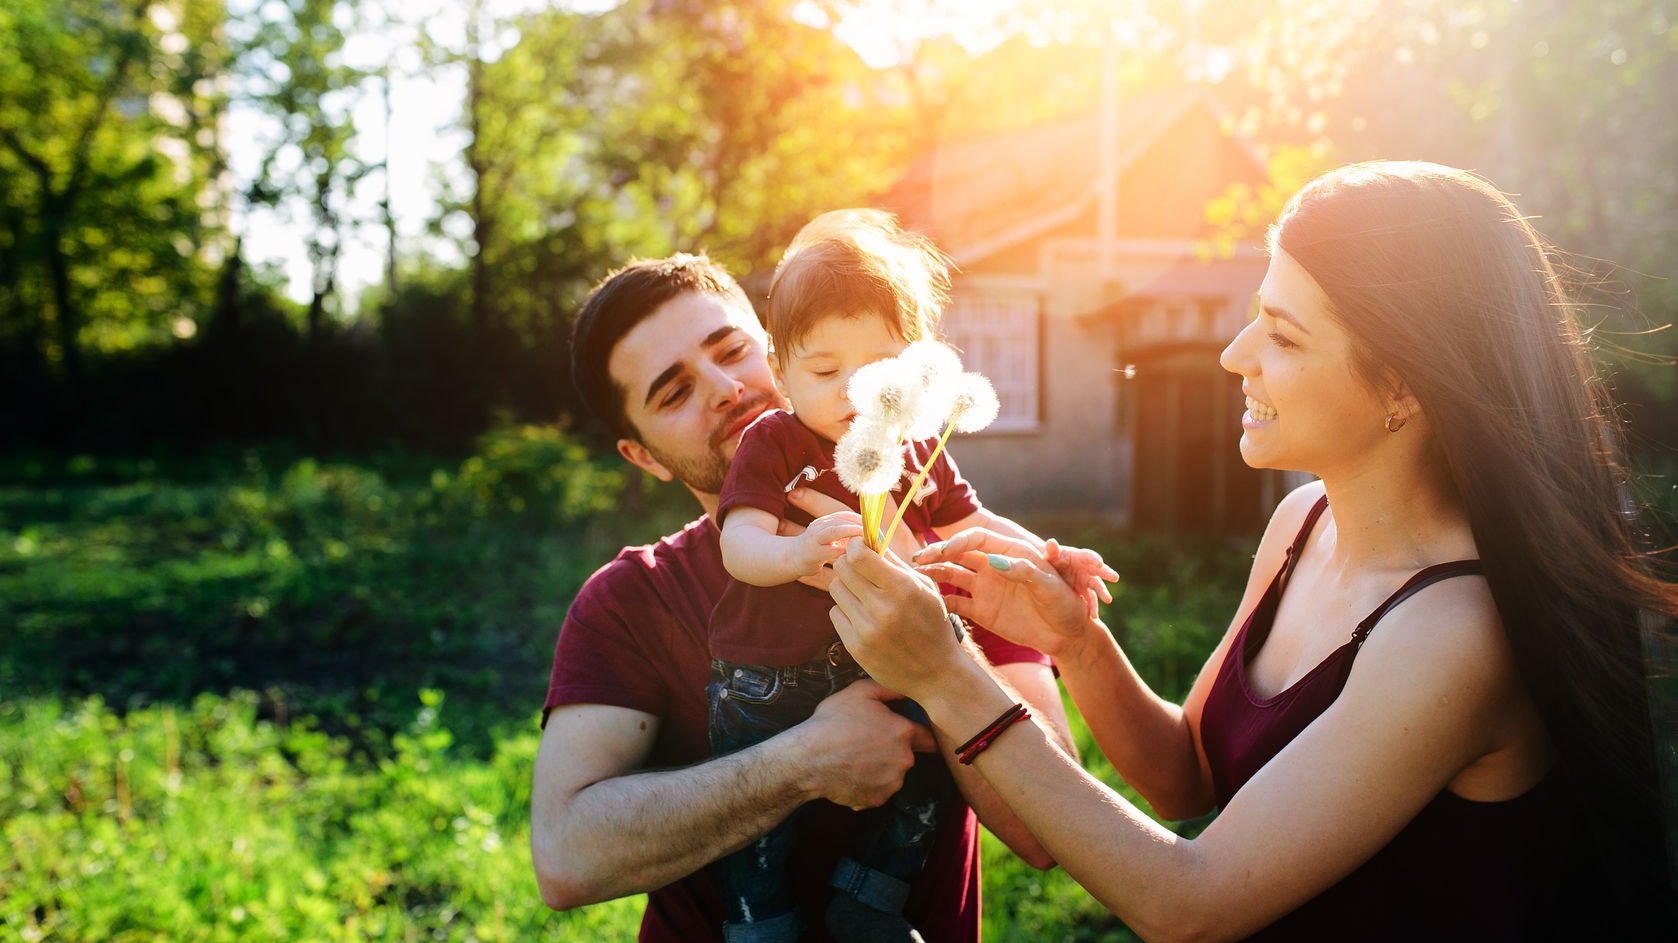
[1275,161,1676,929]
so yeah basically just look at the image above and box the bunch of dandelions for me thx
[834,340,1000,552]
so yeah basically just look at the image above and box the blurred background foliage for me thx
[3,0,1676,939]
[2,0,1674,456]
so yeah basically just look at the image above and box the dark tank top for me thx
[1199,496,1565,941]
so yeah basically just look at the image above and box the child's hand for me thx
[1045,539,1119,619]
[797,511,865,577]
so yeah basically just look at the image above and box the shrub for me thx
[442,425,624,527]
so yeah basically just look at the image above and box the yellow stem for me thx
[860,491,886,552]
[880,420,956,552]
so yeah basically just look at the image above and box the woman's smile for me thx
[1243,394,1278,426]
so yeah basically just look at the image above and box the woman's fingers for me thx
[914,560,976,593]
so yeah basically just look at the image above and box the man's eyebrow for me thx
[1260,301,1311,336]
[643,325,743,408]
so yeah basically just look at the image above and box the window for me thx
[940,294,1041,432]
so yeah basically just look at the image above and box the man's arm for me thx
[531,682,935,910]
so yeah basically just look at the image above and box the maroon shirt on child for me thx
[1198,495,1566,942]
[711,408,981,665]
[544,514,1047,943]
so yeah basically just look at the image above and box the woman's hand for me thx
[827,538,969,704]
[911,528,1101,663]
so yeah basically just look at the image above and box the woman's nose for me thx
[1219,319,1258,377]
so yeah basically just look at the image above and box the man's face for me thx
[607,291,783,495]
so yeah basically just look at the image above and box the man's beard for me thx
[643,440,731,494]
[644,392,780,494]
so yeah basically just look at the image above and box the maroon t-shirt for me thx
[543,514,1047,943]
[711,408,982,665]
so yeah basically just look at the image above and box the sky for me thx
[226,0,1018,307]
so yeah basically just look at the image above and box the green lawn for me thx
[0,441,1250,942]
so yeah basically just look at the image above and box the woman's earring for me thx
[1384,412,1407,433]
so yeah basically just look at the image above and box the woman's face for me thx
[1218,248,1392,476]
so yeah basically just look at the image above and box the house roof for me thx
[878,86,1263,265]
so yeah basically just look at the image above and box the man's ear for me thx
[617,438,674,482]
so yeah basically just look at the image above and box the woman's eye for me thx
[1267,332,1297,350]
[721,343,747,362]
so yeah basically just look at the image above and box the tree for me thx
[231,0,369,343]
[0,0,218,384]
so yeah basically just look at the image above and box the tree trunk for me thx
[43,219,82,387]
[212,235,245,332]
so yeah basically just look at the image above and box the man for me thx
[531,254,1075,941]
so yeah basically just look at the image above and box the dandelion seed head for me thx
[835,418,907,494]
[949,373,1000,433]
[902,341,963,438]
[901,340,962,391]
[847,358,923,431]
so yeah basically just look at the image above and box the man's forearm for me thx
[535,681,932,910]
[533,724,814,908]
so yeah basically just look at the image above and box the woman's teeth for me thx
[1245,396,1278,421]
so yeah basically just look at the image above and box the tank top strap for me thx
[1276,495,1332,591]
[1350,560,1485,648]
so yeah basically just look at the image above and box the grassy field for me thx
[0,437,1252,942]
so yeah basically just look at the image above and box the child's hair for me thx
[766,209,952,365]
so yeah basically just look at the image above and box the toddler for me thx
[708,209,1112,943]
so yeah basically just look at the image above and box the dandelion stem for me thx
[880,419,956,552]
[860,491,887,552]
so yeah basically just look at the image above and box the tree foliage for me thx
[0,0,1673,453]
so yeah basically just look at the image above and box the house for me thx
[876,85,1308,535]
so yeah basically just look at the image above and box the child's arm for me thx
[932,507,1041,549]
[720,506,864,587]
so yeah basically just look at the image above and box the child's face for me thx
[777,312,908,443]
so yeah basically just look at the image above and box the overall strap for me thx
[1350,560,1485,648]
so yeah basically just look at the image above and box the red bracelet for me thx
[956,703,1031,765]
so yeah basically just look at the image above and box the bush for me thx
[441,425,624,527]
[0,691,642,942]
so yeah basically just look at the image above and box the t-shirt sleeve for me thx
[921,442,982,528]
[717,413,799,524]
[542,561,669,725]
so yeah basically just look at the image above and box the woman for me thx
[826,161,1676,941]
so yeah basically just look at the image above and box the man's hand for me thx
[790,680,937,810]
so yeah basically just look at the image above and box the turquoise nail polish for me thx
[987,554,1011,572]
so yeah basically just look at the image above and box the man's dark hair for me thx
[570,253,754,440]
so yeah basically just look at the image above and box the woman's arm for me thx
[828,533,1517,943]
[914,483,1322,819]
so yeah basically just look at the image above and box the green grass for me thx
[0,444,1250,942]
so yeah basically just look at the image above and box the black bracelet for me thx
[957,704,1031,765]
[954,702,1026,757]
